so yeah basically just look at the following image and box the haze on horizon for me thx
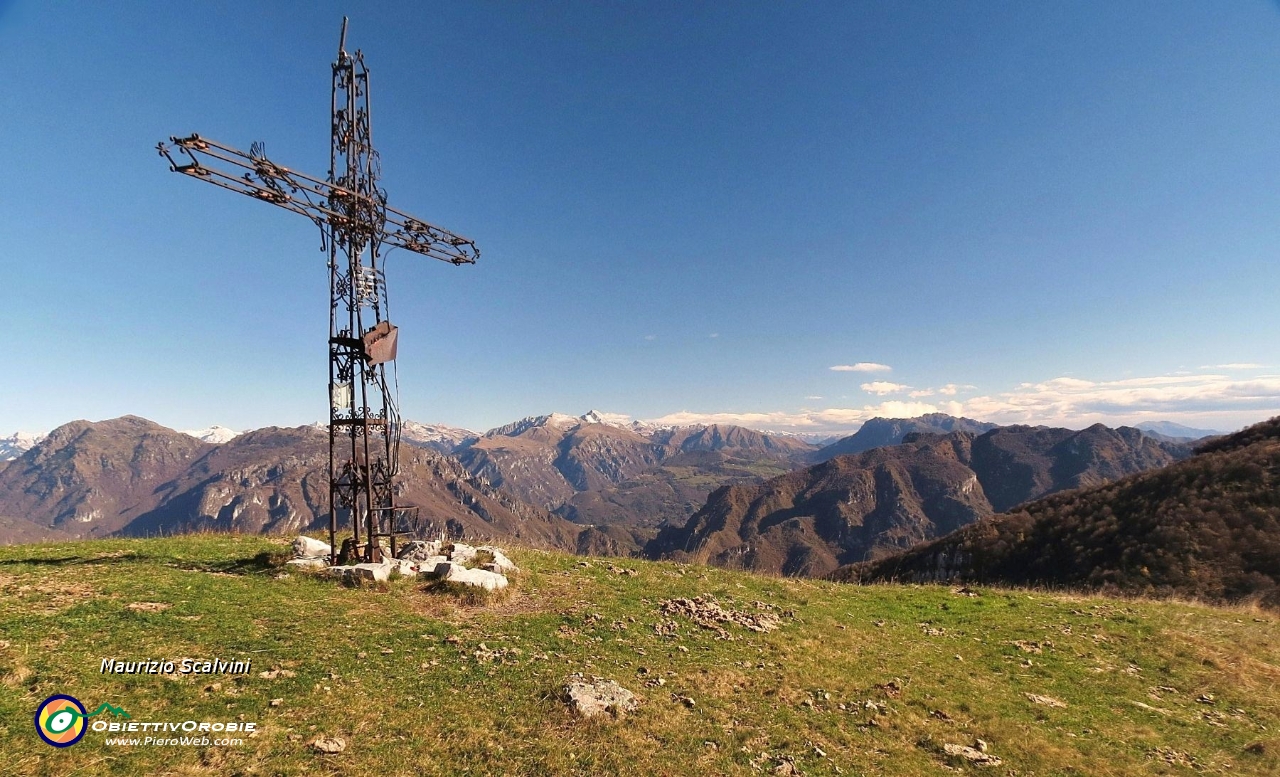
[1,1,1277,437]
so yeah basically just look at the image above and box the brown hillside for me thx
[0,418,580,550]
[647,424,1192,577]
[841,416,1280,607]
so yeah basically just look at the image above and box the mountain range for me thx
[0,410,1252,598]
[645,423,1196,577]
[842,416,1280,607]
[0,416,579,549]
[808,413,998,462]
[454,414,819,548]
[1133,420,1225,440]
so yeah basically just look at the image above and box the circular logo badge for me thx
[35,694,88,747]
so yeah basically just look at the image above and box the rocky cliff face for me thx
[647,424,1193,578]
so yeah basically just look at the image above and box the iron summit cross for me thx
[158,18,479,564]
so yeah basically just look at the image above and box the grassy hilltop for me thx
[0,535,1277,776]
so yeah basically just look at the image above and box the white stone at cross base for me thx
[433,561,508,591]
[293,536,332,558]
[397,540,443,561]
[286,557,329,570]
[349,562,393,583]
[447,543,478,565]
[477,546,520,573]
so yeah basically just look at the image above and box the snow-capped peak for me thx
[0,430,46,461]
[545,413,582,429]
[180,426,241,444]
[578,410,635,428]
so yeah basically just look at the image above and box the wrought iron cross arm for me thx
[381,204,480,265]
[157,133,480,266]
[157,134,334,227]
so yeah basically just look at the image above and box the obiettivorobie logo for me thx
[34,694,131,748]
[35,692,257,748]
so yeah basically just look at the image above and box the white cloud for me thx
[830,362,892,373]
[643,371,1280,435]
[909,389,935,398]
[960,373,1280,428]
[650,400,940,432]
[709,333,719,338]
[1200,363,1266,370]
[644,335,656,341]
[861,381,910,395]
[805,395,824,400]
[937,383,976,396]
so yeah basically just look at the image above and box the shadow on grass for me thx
[171,550,288,576]
[0,552,143,568]
[0,549,288,577]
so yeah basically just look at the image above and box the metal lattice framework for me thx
[158,18,478,564]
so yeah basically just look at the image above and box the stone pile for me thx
[285,536,517,591]
[659,594,782,638]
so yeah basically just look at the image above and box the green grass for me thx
[0,535,1277,775]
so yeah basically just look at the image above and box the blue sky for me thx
[2,1,1278,436]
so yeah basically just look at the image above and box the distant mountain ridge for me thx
[0,416,579,549]
[1133,420,1224,440]
[811,414,998,463]
[842,417,1280,607]
[455,413,817,516]
[645,423,1194,577]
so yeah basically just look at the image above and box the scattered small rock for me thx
[562,676,638,719]
[773,756,801,775]
[269,698,283,707]
[660,595,781,639]
[127,602,171,613]
[672,693,695,708]
[1025,693,1067,709]
[1152,747,1199,768]
[1131,700,1172,715]
[310,736,346,754]
[1196,693,1216,705]
[943,742,1002,766]
[259,668,297,680]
